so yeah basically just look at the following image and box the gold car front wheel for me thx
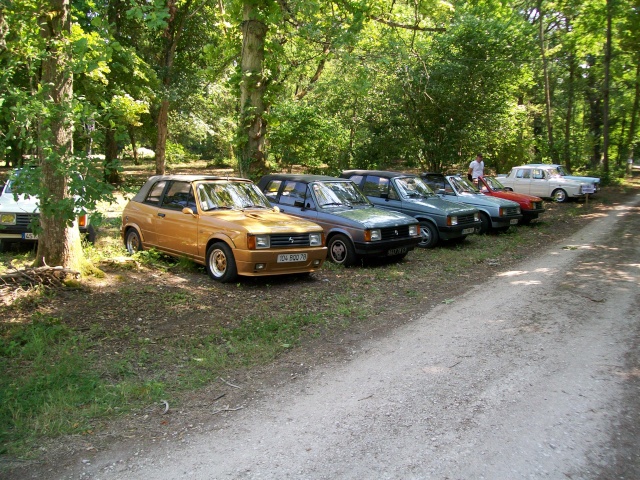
[206,242,238,283]
[125,229,142,254]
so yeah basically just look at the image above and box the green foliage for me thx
[0,316,165,456]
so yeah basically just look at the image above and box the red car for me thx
[477,176,545,224]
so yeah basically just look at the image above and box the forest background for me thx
[0,0,639,270]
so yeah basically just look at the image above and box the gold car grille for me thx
[270,233,313,247]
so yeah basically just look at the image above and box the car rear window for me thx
[280,181,307,206]
[263,180,282,202]
[144,180,167,205]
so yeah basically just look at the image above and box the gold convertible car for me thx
[121,175,327,282]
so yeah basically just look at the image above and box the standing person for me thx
[468,154,484,184]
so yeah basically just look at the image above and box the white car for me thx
[525,164,600,192]
[0,171,95,251]
[498,165,592,202]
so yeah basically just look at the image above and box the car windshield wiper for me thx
[208,205,236,210]
[321,202,348,207]
[242,204,269,209]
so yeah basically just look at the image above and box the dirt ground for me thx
[1,173,639,478]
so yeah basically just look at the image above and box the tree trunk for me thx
[239,1,268,178]
[563,55,575,173]
[128,124,139,165]
[104,126,121,184]
[586,55,603,169]
[622,55,640,168]
[156,99,169,174]
[35,0,84,270]
[154,0,192,175]
[602,0,612,175]
[537,0,556,163]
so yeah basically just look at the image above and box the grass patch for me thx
[0,317,164,456]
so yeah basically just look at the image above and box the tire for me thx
[552,188,568,203]
[418,221,439,248]
[205,242,238,283]
[84,225,97,244]
[478,212,491,234]
[125,229,142,254]
[328,234,357,266]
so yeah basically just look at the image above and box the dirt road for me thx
[43,195,640,479]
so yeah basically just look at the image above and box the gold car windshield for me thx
[197,181,272,211]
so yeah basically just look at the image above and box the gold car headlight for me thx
[1,213,17,225]
[248,234,270,249]
[309,232,323,246]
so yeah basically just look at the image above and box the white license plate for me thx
[388,247,407,256]
[462,227,475,234]
[277,253,307,263]
[510,219,518,225]
[22,232,38,240]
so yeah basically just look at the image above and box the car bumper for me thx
[490,215,523,228]
[522,208,545,220]
[437,222,482,240]
[233,246,327,276]
[353,237,422,257]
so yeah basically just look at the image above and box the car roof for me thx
[132,174,252,202]
[143,174,250,183]
[258,173,350,184]
[341,169,416,179]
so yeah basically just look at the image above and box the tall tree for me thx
[239,0,269,177]
[35,0,84,269]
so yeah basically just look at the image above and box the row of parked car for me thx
[0,164,599,281]
[117,164,599,282]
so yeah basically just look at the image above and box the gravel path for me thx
[43,194,640,479]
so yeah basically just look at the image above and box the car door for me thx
[154,180,199,257]
[133,179,169,247]
[361,175,398,211]
[511,168,532,194]
[529,168,550,198]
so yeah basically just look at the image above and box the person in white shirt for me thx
[468,154,484,184]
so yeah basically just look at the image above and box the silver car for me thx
[498,165,593,202]
[422,173,522,233]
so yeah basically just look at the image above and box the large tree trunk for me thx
[563,55,575,172]
[154,0,192,175]
[601,0,612,175]
[626,60,640,164]
[239,1,268,178]
[35,0,84,270]
[537,0,556,162]
[586,55,603,169]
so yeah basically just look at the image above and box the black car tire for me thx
[206,242,238,283]
[84,225,97,244]
[552,188,568,202]
[125,229,142,254]
[328,234,357,266]
[418,221,439,248]
[478,212,491,234]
